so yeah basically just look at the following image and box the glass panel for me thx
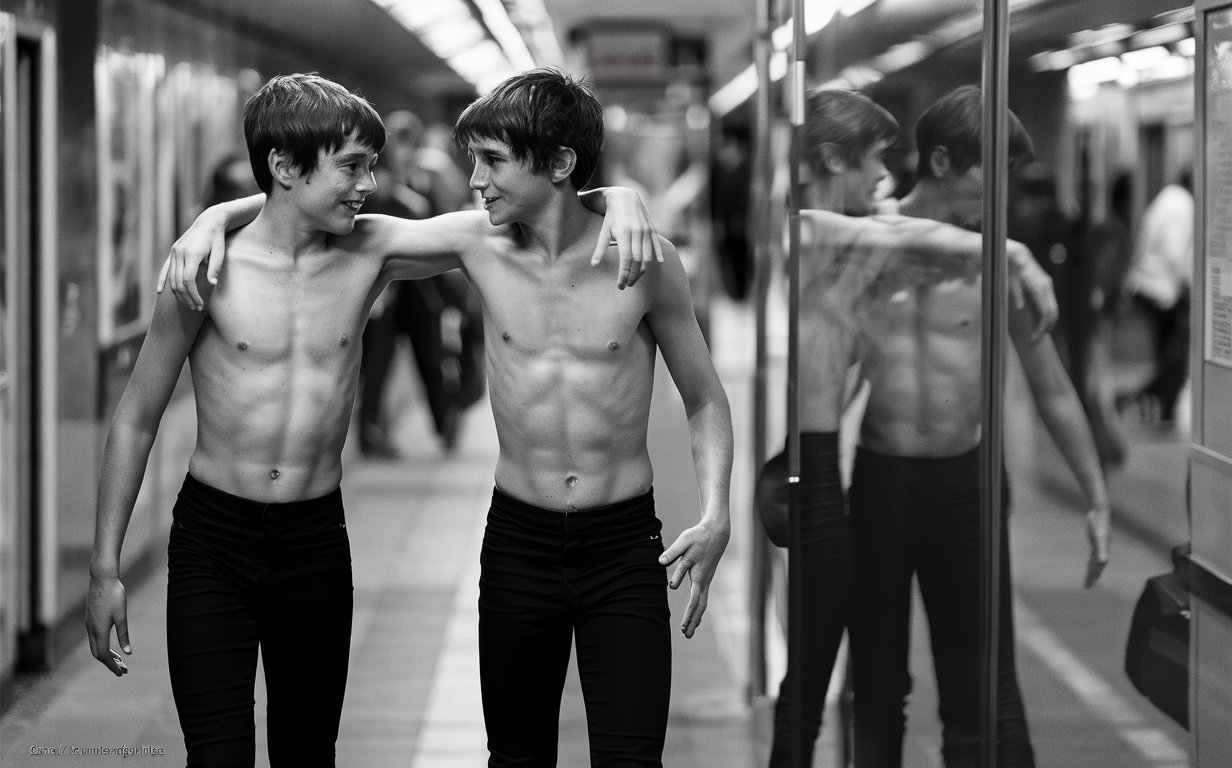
[761,1,1197,765]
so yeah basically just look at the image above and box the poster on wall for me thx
[1205,7,1232,368]
[95,48,160,347]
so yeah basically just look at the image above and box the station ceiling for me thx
[203,0,1193,102]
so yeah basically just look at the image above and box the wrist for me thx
[89,559,120,580]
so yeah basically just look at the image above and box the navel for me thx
[269,468,281,480]
[502,331,511,342]
[566,475,579,488]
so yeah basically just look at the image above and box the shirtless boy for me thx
[86,72,660,766]
[158,68,732,768]
[845,85,1111,768]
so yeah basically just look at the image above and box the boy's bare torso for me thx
[858,276,984,457]
[189,212,660,511]
[463,221,658,511]
[187,231,386,502]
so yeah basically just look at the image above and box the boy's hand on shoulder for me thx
[659,517,731,638]
[591,186,665,290]
[157,209,228,311]
[85,574,131,677]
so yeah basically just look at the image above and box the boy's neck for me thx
[808,177,844,214]
[898,178,952,224]
[250,197,330,257]
[513,188,595,261]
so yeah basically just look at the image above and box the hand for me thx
[156,211,228,311]
[591,187,664,290]
[1008,249,1058,340]
[658,518,730,638]
[86,575,131,676]
[1083,505,1111,588]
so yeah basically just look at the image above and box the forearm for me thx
[1037,394,1110,510]
[208,193,264,231]
[685,395,734,526]
[578,187,612,215]
[90,422,158,578]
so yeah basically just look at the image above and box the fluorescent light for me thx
[840,0,877,17]
[473,0,536,71]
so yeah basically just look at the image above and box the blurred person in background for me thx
[1082,172,1135,468]
[1119,169,1193,426]
[356,162,430,457]
[374,110,487,453]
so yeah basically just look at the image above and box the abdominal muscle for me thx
[185,332,359,503]
[488,354,656,512]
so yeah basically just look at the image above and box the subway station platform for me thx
[0,298,1193,767]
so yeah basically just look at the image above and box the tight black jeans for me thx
[166,474,354,768]
[767,432,852,767]
[848,448,1034,768]
[478,487,671,768]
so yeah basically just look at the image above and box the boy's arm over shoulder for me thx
[348,210,481,282]
[1008,303,1110,588]
[644,236,733,639]
[88,277,212,676]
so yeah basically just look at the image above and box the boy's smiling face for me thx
[291,133,379,235]
[466,136,553,227]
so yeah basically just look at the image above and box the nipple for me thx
[237,341,249,351]
[339,335,349,346]
[607,341,619,351]
[502,332,511,342]
[269,469,281,480]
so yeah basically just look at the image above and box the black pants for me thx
[166,474,354,768]
[848,448,1033,768]
[1135,290,1190,421]
[768,432,852,767]
[478,488,671,767]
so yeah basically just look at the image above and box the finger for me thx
[625,259,645,289]
[187,259,205,311]
[156,257,170,293]
[116,615,132,655]
[682,586,708,638]
[592,220,612,266]
[1009,279,1025,311]
[680,599,698,638]
[169,250,182,305]
[616,228,634,289]
[207,230,226,286]
[652,231,665,262]
[618,259,632,291]
[669,560,690,590]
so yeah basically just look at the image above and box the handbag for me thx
[1124,544,1190,729]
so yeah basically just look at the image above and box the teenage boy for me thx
[86,72,661,767]
[845,85,1111,768]
[158,67,732,768]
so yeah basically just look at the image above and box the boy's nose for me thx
[469,166,487,190]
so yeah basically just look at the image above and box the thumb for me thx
[207,230,226,285]
[116,612,132,655]
[592,221,612,266]
[156,257,170,293]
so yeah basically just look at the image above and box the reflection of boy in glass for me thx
[847,85,1111,768]
[763,89,1061,767]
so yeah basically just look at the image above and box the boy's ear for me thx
[550,146,577,184]
[927,146,952,180]
[819,143,847,175]
[269,149,296,190]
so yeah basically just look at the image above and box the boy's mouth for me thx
[343,199,364,211]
